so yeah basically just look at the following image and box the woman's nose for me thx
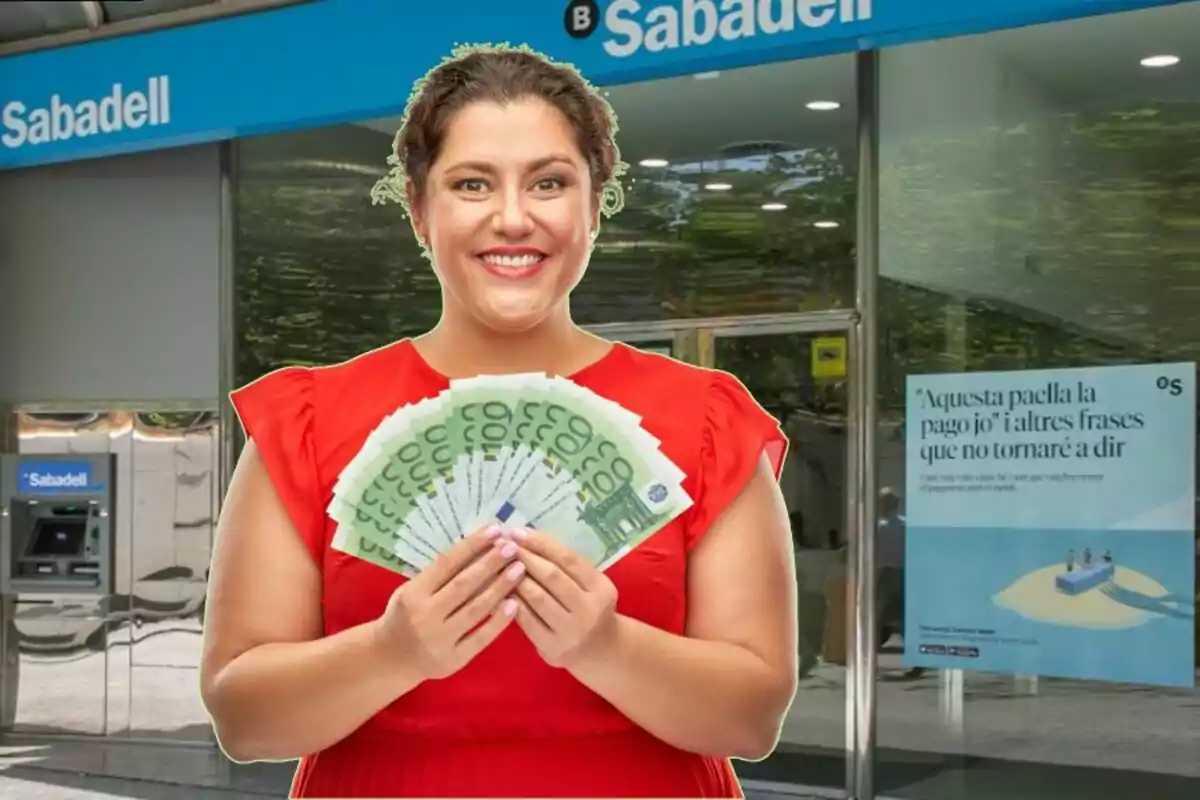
[492,188,535,237]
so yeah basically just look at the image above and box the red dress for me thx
[229,339,788,799]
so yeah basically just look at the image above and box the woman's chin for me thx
[474,305,554,335]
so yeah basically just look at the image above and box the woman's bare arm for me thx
[199,441,422,762]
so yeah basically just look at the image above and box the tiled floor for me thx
[0,761,833,800]
[0,740,840,800]
[0,773,274,799]
[0,739,291,799]
[0,777,837,800]
[14,624,1198,780]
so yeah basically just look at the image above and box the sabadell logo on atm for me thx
[1,75,171,150]
[22,470,91,490]
[16,460,102,493]
[565,0,874,56]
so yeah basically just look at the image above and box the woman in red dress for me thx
[200,45,798,798]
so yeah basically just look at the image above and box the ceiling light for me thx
[704,182,733,191]
[1140,54,1180,68]
[762,202,787,211]
[814,220,840,228]
[694,71,721,80]
[806,100,841,111]
[639,158,669,168]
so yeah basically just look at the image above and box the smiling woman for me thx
[407,100,603,337]
[201,44,798,799]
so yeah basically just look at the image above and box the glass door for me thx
[698,319,855,795]
[591,313,860,796]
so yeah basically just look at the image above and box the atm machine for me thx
[0,454,116,729]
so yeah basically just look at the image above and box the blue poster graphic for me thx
[903,363,1196,687]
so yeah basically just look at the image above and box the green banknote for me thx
[445,373,536,528]
[331,524,419,577]
[328,371,694,575]
[336,397,460,550]
[495,386,692,565]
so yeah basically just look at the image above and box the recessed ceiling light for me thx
[762,202,787,211]
[1140,54,1180,68]
[694,71,721,80]
[806,100,841,111]
[704,182,733,191]
[639,158,669,168]
[814,220,840,228]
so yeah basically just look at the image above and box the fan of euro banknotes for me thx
[327,373,693,577]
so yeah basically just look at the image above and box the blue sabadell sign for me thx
[16,460,105,494]
[0,0,1188,171]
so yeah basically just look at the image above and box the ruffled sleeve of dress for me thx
[228,366,325,568]
[683,369,789,552]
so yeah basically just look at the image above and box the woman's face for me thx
[410,97,599,334]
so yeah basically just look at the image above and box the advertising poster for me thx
[904,363,1196,687]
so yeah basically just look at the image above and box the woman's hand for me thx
[507,529,620,669]
[376,525,527,681]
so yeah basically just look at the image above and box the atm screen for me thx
[26,519,88,558]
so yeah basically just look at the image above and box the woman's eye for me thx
[455,178,488,193]
[533,177,565,192]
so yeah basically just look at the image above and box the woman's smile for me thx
[476,246,550,280]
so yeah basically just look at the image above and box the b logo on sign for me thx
[565,0,599,38]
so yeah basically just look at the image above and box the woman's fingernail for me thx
[485,525,503,540]
[506,562,526,581]
[500,541,518,558]
[502,598,519,617]
[511,527,530,541]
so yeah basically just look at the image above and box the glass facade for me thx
[229,4,1199,795]
[874,4,1199,798]
[233,54,857,384]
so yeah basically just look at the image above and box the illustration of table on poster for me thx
[904,363,1196,687]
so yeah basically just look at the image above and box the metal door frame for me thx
[586,309,858,341]
[588,308,867,800]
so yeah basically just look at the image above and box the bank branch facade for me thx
[0,1,1197,799]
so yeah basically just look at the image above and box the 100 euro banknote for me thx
[328,373,694,572]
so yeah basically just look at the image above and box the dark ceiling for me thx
[0,1,219,44]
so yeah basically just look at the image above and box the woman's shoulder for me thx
[596,342,763,412]
[230,339,441,453]
[237,339,431,400]
[592,343,787,547]
[311,338,437,401]
[588,342,782,454]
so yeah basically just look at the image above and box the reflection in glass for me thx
[4,408,218,741]
[711,331,849,788]
[233,55,856,385]
[877,3,1200,797]
[234,125,436,386]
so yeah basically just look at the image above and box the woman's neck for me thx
[413,310,610,379]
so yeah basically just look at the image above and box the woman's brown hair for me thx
[371,44,628,224]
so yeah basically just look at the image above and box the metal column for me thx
[218,141,239,498]
[850,47,881,800]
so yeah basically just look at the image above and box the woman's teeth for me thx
[480,253,544,268]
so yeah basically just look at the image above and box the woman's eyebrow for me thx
[442,155,579,175]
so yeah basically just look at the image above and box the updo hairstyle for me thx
[371,43,628,228]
